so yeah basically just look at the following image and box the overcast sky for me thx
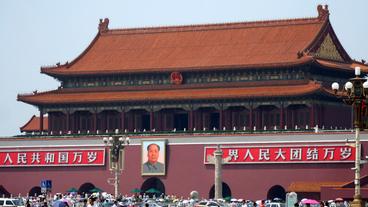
[0,0,367,137]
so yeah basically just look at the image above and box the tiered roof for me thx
[40,5,356,77]
[18,81,325,105]
[20,115,48,133]
[18,5,368,106]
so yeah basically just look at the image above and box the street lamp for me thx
[332,66,368,207]
[103,136,130,198]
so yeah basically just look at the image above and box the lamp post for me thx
[332,66,368,207]
[207,145,231,200]
[214,145,223,200]
[103,136,130,198]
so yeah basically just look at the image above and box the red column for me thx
[79,113,82,133]
[48,113,52,135]
[157,112,162,131]
[280,105,284,130]
[131,112,136,131]
[72,113,75,133]
[198,111,202,130]
[318,105,323,127]
[93,112,97,133]
[106,113,110,132]
[39,109,44,134]
[219,109,224,130]
[188,110,193,131]
[231,110,235,129]
[161,113,165,131]
[249,107,253,130]
[256,109,260,130]
[260,110,264,129]
[120,111,125,132]
[284,107,288,129]
[127,112,132,131]
[317,105,322,128]
[66,111,70,133]
[150,111,154,131]
[202,111,206,130]
[310,104,315,128]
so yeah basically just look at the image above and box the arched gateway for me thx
[79,183,96,195]
[267,185,286,201]
[209,182,231,199]
[141,177,165,196]
[29,186,41,197]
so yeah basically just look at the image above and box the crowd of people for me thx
[10,192,354,207]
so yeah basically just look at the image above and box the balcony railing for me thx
[15,125,354,138]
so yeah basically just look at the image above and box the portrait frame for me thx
[141,139,166,176]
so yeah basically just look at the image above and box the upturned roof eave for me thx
[19,115,37,132]
[40,57,315,78]
[40,32,101,78]
[16,81,324,106]
[312,58,367,73]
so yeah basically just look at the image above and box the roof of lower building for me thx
[20,115,48,133]
[287,181,347,193]
[288,175,368,193]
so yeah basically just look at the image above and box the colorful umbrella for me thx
[130,188,141,193]
[301,199,319,205]
[335,198,343,202]
[90,187,104,193]
[66,187,78,192]
[145,188,160,193]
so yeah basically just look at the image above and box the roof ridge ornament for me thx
[297,50,310,59]
[317,5,329,20]
[98,18,109,33]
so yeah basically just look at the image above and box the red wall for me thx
[0,141,365,200]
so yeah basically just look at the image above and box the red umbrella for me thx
[335,198,343,202]
[301,199,319,205]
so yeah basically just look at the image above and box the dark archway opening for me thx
[142,114,150,131]
[210,113,219,130]
[141,177,165,197]
[267,185,286,201]
[209,182,231,199]
[79,183,95,195]
[174,113,188,130]
[29,186,41,197]
[74,111,93,133]
[0,185,10,198]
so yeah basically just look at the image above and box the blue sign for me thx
[40,180,52,189]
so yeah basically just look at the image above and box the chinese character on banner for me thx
[58,152,69,164]
[290,148,302,160]
[259,149,270,161]
[73,152,83,163]
[228,149,239,161]
[275,148,286,161]
[340,147,352,160]
[306,148,319,160]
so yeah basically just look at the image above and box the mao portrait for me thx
[141,140,166,176]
